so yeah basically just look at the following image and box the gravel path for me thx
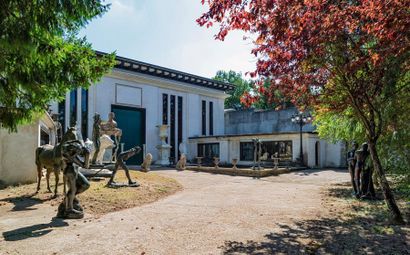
[0,169,349,254]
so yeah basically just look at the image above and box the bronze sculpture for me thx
[107,146,141,187]
[57,140,91,219]
[91,113,102,165]
[100,112,122,162]
[354,142,376,199]
[35,127,79,197]
[347,141,358,196]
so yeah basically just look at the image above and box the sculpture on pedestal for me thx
[156,125,172,166]
[231,158,238,170]
[176,153,187,170]
[252,138,263,170]
[57,140,91,219]
[107,146,141,187]
[141,153,153,172]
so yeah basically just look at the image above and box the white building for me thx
[49,53,233,165]
[50,53,345,168]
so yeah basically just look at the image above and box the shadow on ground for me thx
[2,217,68,241]
[220,216,408,254]
[0,193,54,212]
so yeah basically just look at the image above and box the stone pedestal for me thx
[156,125,172,166]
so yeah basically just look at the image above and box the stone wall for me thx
[224,107,315,135]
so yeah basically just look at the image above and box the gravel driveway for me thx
[0,169,349,254]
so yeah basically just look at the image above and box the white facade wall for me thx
[188,133,345,168]
[51,69,228,163]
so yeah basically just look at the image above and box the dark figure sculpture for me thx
[91,113,102,165]
[354,143,376,199]
[107,146,141,187]
[347,141,358,196]
[35,127,79,197]
[57,140,90,219]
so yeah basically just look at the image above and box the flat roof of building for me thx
[97,51,235,92]
[188,131,317,139]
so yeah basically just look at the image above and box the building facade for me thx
[188,108,346,168]
[49,54,233,165]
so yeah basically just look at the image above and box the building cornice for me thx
[107,69,230,99]
[97,51,235,94]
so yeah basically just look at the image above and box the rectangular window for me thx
[201,100,206,135]
[162,93,168,125]
[240,140,293,161]
[240,142,254,161]
[69,90,77,127]
[170,95,176,162]
[209,101,214,135]
[197,143,220,160]
[81,89,88,139]
[260,141,293,160]
[40,128,50,145]
[177,96,183,157]
[58,99,66,133]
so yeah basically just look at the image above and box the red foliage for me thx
[197,0,410,109]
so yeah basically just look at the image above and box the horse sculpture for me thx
[35,127,89,197]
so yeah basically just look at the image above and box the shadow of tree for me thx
[220,217,408,254]
[2,217,68,241]
[0,193,54,212]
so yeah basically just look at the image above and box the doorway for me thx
[112,105,146,165]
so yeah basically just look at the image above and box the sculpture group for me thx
[35,112,148,219]
[347,142,376,199]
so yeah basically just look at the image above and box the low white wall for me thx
[0,114,56,185]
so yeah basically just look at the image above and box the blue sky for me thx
[80,0,256,78]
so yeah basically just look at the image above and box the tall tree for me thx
[213,70,251,109]
[198,0,409,223]
[0,1,115,131]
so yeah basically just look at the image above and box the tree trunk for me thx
[367,140,404,224]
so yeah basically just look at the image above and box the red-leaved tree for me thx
[198,0,409,223]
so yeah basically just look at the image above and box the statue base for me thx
[56,200,84,219]
[107,181,140,188]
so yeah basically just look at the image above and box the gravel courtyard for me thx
[1,169,407,254]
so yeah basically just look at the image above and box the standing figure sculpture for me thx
[100,112,122,162]
[91,113,102,165]
[354,142,376,199]
[347,141,358,196]
[107,146,141,187]
[57,140,91,219]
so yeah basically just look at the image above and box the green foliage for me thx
[314,69,410,192]
[0,0,116,131]
[213,70,251,109]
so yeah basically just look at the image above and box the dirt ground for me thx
[0,169,408,254]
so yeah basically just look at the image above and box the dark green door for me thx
[112,105,145,165]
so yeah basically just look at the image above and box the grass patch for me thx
[0,171,182,217]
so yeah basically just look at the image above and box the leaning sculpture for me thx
[107,146,141,187]
[35,127,78,197]
[57,140,91,219]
